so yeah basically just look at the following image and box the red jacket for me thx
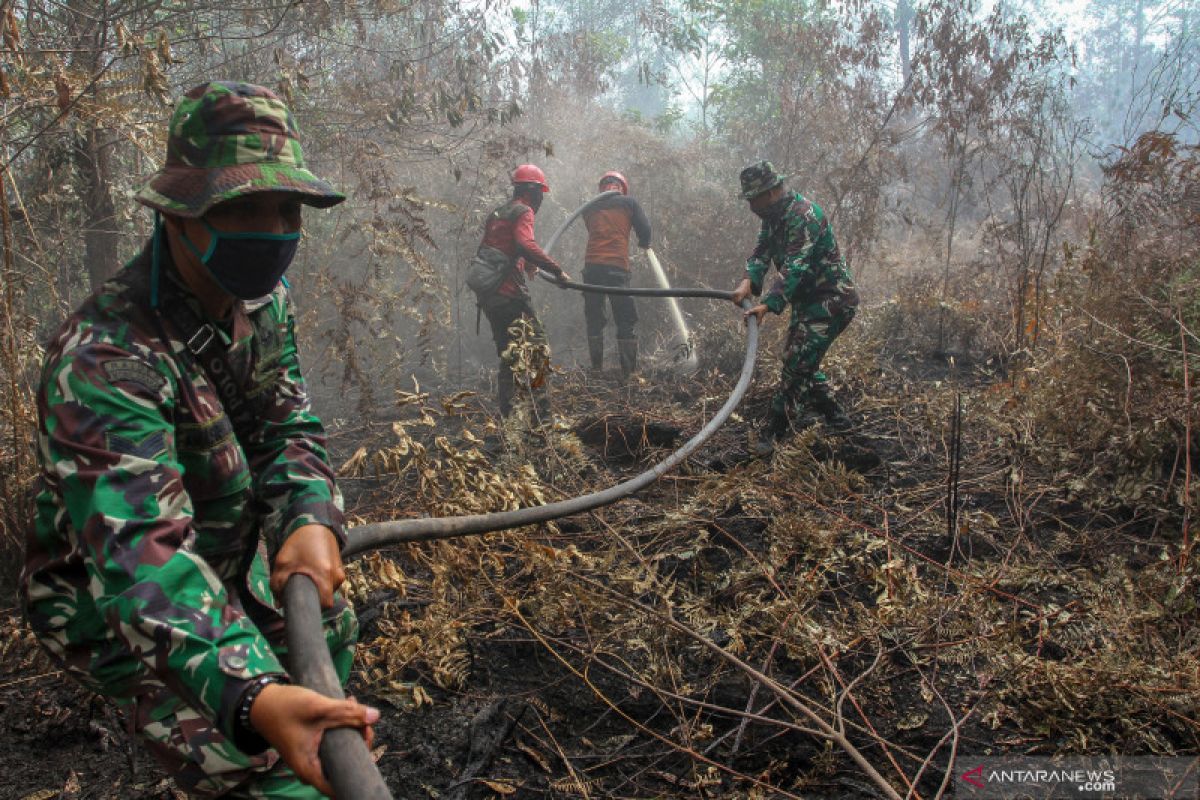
[477,197,563,298]
[583,194,652,271]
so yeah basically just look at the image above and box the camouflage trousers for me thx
[117,600,358,798]
[768,306,855,431]
[482,295,551,419]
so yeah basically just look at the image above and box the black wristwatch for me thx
[233,674,289,754]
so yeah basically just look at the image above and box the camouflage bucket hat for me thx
[739,159,786,199]
[134,81,345,218]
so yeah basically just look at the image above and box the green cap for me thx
[739,160,785,199]
[134,81,345,218]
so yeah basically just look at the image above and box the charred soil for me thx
[2,342,1196,800]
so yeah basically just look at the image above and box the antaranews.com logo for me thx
[955,756,1197,798]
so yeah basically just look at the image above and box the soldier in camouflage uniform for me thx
[22,82,378,798]
[731,161,859,455]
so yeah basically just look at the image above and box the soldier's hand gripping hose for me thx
[251,681,380,797]
[731,276,754,305]
[744,303,770,325]
[270,524,346,608]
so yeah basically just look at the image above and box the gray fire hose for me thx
[542,277,733,299]
[344,298,755,556]
[284,574,393,799]
[283,192,757,799]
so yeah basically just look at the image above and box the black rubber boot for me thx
[588,336,604,373]
[808,384,852,431]
[617,337,638,378]
[497,366,514,417]
[753,412,790,457]
[532,385,553,428]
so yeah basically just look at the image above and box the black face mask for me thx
[754,193,793,222]
[182,220,300,299]
[523,189,544,213]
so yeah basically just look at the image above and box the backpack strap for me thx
[162,289,263,445]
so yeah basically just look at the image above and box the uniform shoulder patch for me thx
[102,358,167,395]
[105,429,168,461]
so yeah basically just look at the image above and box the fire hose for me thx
[283,192,758,799]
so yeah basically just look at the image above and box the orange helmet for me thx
[511,164,550,193]
[599,170,629,195]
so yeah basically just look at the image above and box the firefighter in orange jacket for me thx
[581,171,652,377]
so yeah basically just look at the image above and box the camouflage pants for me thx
[482,295,551,418]
[768,306,855,430]
[582,263,638,341]
[117,600,358,798]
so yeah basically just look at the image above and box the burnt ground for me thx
[1,342,1196,800]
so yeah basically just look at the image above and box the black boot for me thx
[808,384,852,431]
[532,383,553,428]
[497,368,514,417]
[588,336,604,373]
[753,412,789,457]
[617,337,638,378]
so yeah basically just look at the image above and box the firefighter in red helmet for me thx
[581,170,651,378]
[466,164,571,419]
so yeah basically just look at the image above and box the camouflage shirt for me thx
[22,240,345,741]
[745,191,858,318]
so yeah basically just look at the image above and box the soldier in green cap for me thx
[22,81,377,797]
[731,160,859,455]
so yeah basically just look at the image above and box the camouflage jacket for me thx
[22,239,345,741]
[745,191,858,319]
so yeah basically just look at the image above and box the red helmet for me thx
[511,163,550,193]
[599,170,629,195]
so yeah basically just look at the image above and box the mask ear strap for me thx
[150,212,163,309]
[180,219,218,263]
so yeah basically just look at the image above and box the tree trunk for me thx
[75,121,121,288]
[68,0,120,289]
[896,0,912,84]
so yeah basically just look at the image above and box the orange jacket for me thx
[583,194,651,271]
